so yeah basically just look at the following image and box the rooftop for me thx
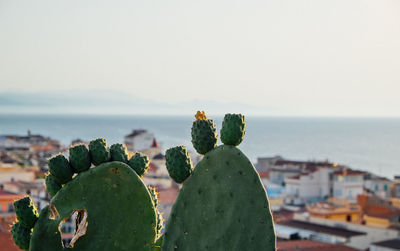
[125,129,148,138]
[277,240,359,251]
[372,238,400,250]
[333,169,366,176]
[278,220,366,238]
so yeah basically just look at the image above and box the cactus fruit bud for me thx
[14,197,39,229]
[128,152,150,177]
[89,138,111,166]
[48,154,74,184]
[220,113,246,146]
[69,144,91,173]
[191,111,218,154]
[110,143,128,163]
[166,146,193,183]
[45,173,62,197]
[11,222,31,250]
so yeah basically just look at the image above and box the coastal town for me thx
[0,130,399,251]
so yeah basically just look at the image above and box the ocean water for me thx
[1,114,399,179]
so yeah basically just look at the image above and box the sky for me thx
[0,0,399,116]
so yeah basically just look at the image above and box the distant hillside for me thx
[0,90,269,115]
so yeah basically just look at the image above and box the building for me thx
[255,156,283,171]
[293,213,399,250]
[277,240,359,251]
[0,160,36,183]
[0,189,25,221]
[157,186,179,220]
[306,199,361,223]
[358,194,400,229]
[370,239,400,251]
[124,130,156,152]
[333,169,365,202]
[2,180,49,211]
[284,167,335,205]
[364,174,393,199]
[275,219,366,245]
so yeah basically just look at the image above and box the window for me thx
[375,185,379,191]
[384,184,388,191]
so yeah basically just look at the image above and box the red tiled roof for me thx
[0,190,19,196]
[278,240,359,251]
[258,171,269,178]
[333,169,366,176]
[0,221,21,251]
[158,187,179,205]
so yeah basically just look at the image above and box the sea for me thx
[1,114,399,179]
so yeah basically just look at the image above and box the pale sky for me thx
[0,0,399,116]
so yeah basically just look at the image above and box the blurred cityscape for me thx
[0,129,399,251]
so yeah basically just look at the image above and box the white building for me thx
[364,175,392,199]
[333,170,365,203]
[124,130,156,152]
[285,167,335,205]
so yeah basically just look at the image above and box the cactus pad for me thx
[14,197,39,229]
[191,111,218,154]
[128,152,150,177]
[29,161,157,251]
[163,145,275,250]
[48,154,74,184]
[89,138,110,166]
[45,173,62,196]
[45,173,62,197]
[220,113,245,146]
[12,138,160,251]
[110,143,128,163]
[69,144,91,173]
[11,222,31,250]
[165,146,193,183]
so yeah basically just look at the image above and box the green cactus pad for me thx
[165,146,194,183]
[13,197,39,229]
[45,173,62,197]
[29,161,157,251]
[128,152,150,177]
[11,222,31,250]
[220,113,245,146]
[69,144,91,173]
[48,154,74,184]
[191,119,218,154]
[162,145,276,251]
[110,143,128,163]
[89,138,110,166]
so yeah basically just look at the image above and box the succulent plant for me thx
[110,143,129,163]
[191,110,218,154]
[163,112,276,251]
[165,146,193,183]
[128,152,150,177]
[11,138,161,251]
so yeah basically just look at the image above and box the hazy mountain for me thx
[0,90,272,116]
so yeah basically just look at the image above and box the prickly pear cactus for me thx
[163,112,276,251]
[11,138,162,251]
